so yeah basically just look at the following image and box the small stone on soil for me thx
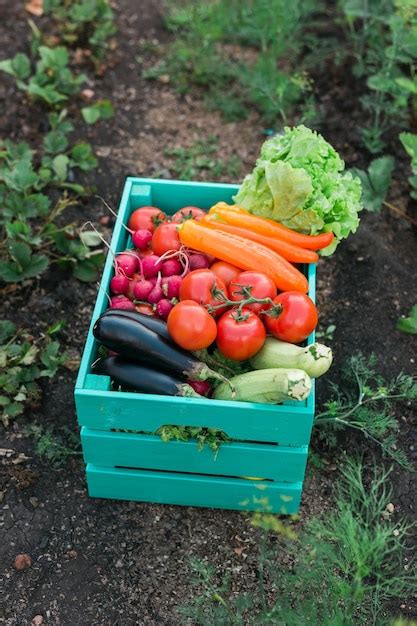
[14,554,32,570]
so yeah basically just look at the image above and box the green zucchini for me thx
[249,338,333,378]
[213,368,312,404]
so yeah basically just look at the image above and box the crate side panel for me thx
[76,389,314,446]
[81,429,308,482]
[129,179,239,215]
[75,178,134,390]
[86,464,302,514]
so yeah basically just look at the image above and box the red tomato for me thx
[228,271,277,314]
[216,308,266,361]
[171,206,206,223]
[152,222,181,256]
[264,291,318,343]
[179,269,227,317]
[128,206,167,233]
[167,300,217,350]
[135,303,154,316]
[210,261,241,287]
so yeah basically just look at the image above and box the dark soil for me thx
[0,1,416,624]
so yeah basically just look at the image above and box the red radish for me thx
[148,284,164,304]
[162,275,182,299]
[133,280,154,301]
[132,229,153,250]
[149,276,158,286]
[189,253,210,271]
[156,298,174,320]
[142,255,161,279]
[115,252,138,278]
[187,379,212,396]
[110,296,136,310]
[161,258,182,277]
[110,274,129,295]
[127,272,141,300]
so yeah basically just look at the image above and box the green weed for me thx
[165,137,241,181]
[146,0,317,124]
[179,458,416,625]
[156,425,231,455]
[25,424,81,465]
[314,353,417,469]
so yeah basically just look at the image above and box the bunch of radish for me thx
[108,205,211,320]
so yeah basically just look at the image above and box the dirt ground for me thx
[0,1,416,624]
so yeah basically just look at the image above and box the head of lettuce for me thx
[233,125,363,255]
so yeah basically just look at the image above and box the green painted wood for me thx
[75,178,134,391]
[81,428,308,482]
[129,179,239,214]
[84,374,111,391]
[86,464,302,513]
[75,389,314,445]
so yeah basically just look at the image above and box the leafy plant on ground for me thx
[25,424,81,465]
[0,320,69,425]
[0,46,86,107]
[43,0,117,65]
[339,0,417,152]
[397,304,417,334]
[165,137,241,181]
[314,353,417,469]
[81,99,114,124]
[0,112,103,283]
[179,458,416,625]
[351,156,395,211]
[146,0,317,124]
[400,131,417,198]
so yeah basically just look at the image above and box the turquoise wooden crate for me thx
[74,177,316,514]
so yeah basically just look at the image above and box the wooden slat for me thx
[81,428,308,482]
[86,464,302,514]
[75,388,314,446]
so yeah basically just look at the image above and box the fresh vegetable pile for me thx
[93,126,363,405]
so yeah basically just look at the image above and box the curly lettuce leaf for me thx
[234,125,363,254]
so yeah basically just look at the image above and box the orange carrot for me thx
[201,216,319,264]
[208,202,334,251]
[179,219,309,293]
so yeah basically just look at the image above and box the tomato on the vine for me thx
[167,300,217,350]
[210,261,241,288]
[152,222,181,256]
[128,206,167,233]
[179,269,227,317]
[228,271,277,314]
[216,308,266,361]
[264,291,318,343]
[171,206,206,223]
